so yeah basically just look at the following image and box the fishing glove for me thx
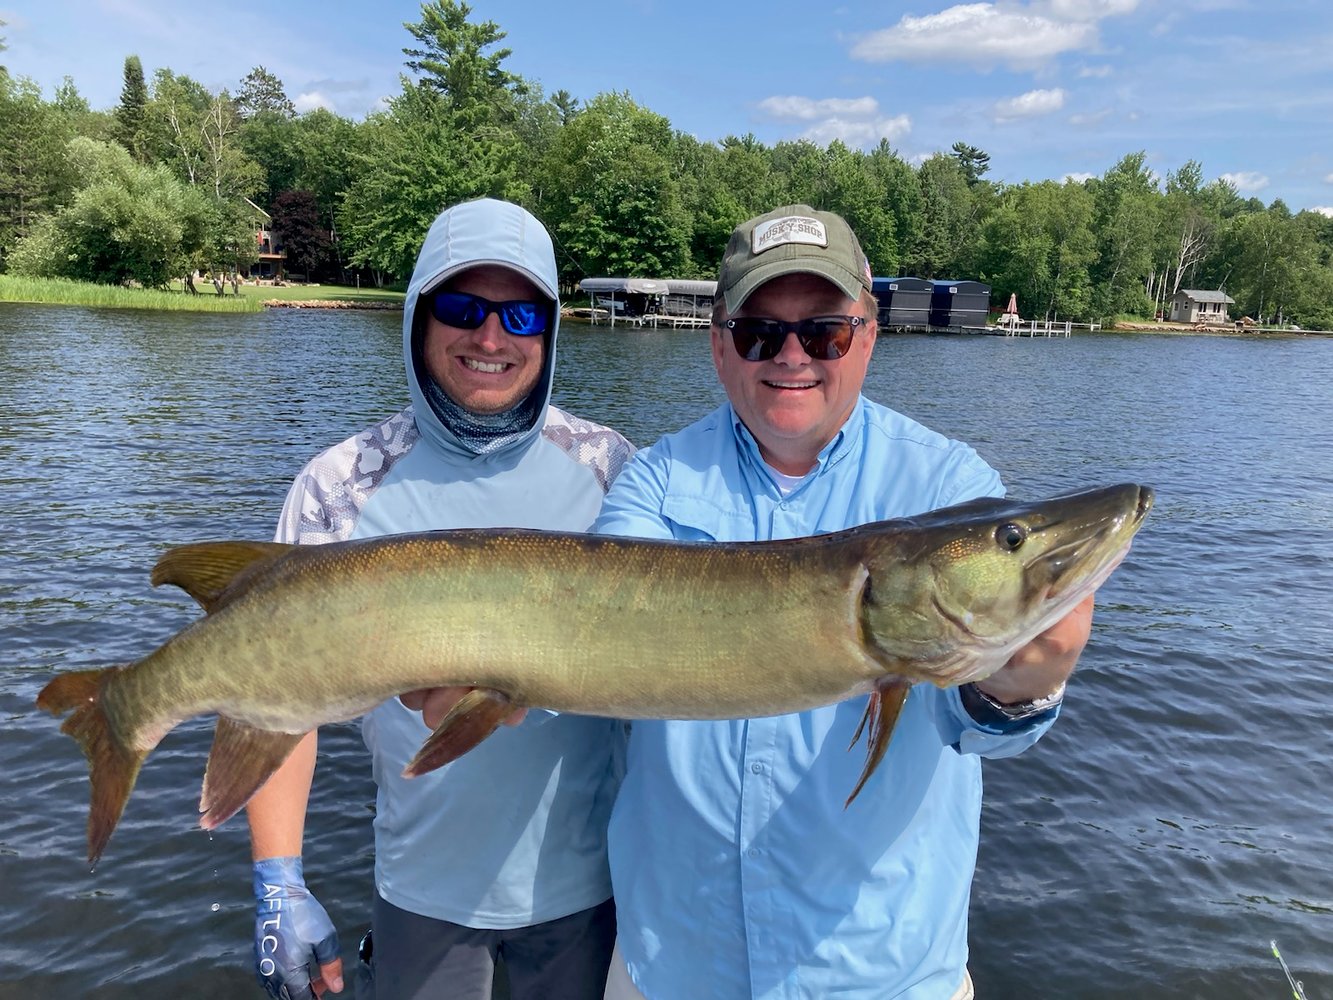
[252,856,341,1000]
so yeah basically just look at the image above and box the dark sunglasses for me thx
[429,290,549,336]
[724,315,867,362]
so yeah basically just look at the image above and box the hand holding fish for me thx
[974,593,1094,705]
[400,686,527,730]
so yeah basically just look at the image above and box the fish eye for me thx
[995,523,1027,551]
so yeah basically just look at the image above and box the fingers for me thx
[977,595,1096,704]
[315,955,345,995]
[398,689,427,711]
[313,932,343,993]
[403,687,527,730]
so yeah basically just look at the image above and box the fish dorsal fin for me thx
[198,716,305,830]
[151,541,293,614]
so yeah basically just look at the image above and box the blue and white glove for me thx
[252,856,341,999]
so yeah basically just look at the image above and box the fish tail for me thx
[37,668,146,866]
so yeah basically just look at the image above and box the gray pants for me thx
[357,893,616,1000]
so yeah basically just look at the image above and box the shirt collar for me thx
[726,397,866,492]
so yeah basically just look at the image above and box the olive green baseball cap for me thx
[718,204,873,313]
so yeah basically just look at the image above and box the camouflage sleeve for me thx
[273,409,419,545]
[541,405,636,494]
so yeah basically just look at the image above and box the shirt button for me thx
[748,848,761,858]
[750,762,763,773]
[778,501,788,510]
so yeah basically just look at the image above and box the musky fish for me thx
[38,483,1152,864]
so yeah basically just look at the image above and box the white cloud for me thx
[994,88,1066,122]
[850,3,1101,71]
[1312,206,1333,218]
[1220,171,1270,193]
[1069,108,1112,126]
[1078,64,1113,77]
[1325,172,1333,184]
[1037,0,1140,20]
[1065,172,1096,183]
[757,95,911,148]
[294,91,336,113]
[756,96,882,121]
[802,115,913,147]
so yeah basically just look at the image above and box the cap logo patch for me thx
[752,216,828,255]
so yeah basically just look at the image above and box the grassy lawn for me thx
[237,281,404,305]
[0,274,262,312]
[0,274,405,312]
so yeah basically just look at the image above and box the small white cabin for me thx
[1170,289,1235,325]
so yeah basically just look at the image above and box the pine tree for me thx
[113,55,148,161]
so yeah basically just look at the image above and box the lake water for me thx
[1,303,1330,998]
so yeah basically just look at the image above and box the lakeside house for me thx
[245,198,287,281]
[1170,289,1235,325]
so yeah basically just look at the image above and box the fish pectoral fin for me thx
[403,689,516,778]
[198,717,305,830]
[151,541,294,614]
[844,679,912,808]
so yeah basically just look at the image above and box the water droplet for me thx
[210,902,221,912]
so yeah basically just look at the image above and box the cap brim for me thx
[724,257,866,313]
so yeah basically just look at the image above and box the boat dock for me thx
[577,277,714,329]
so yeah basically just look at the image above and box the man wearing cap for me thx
[245,198,632,1000]
[594,205,1092,999]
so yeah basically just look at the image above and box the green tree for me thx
[551,89,579,124]
[542,91,690,284]
[818,142,897,276]
[867,141,924,275]
[7,137,214,287]
[976,180,1096,319]
[113,55,149,161]
[339,83,524,281]
[237,66,295,119]
[0,74,76,268]
[950,141,991,186]
[146,70,260,200]
[145,68,212,184]
[1089,152,1159,318]
[402,0,526,127]
[908,153,977,278]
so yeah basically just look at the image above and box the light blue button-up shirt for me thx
[594,397,1060,999]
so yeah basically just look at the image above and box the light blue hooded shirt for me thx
[594,398,1060,999]
[274,199,634,927]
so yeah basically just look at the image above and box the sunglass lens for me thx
[730,319,785,361]
[499,301,547,336]
[802,318,855,360]
[432,292,485,329]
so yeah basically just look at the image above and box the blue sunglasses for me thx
[429,291,550,336]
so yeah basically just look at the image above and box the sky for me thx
[3,0,1332,215]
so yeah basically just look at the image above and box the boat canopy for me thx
[579,277,671,295]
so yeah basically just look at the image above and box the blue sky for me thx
[4,0,1331,214]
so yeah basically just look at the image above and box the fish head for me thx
[857,483,1153,686]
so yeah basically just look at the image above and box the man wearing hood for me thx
[246,198,632,1000]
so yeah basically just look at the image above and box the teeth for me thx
[464,359,509,373]
[766,380,817,389]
